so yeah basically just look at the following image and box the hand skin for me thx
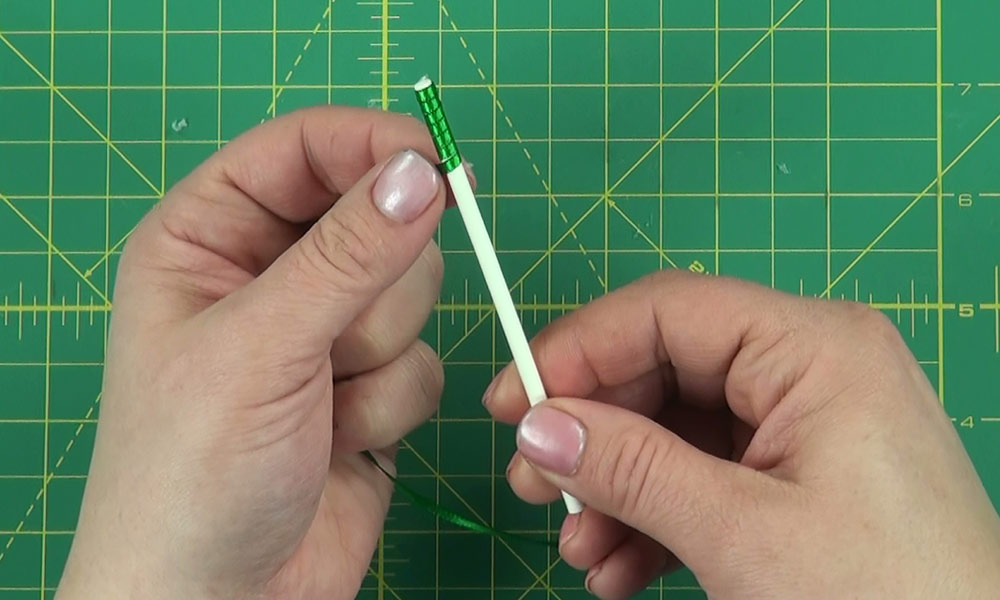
[485,271,1000,600]
[56,107,460,599]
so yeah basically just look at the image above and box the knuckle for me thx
[408,342,445,402]
[307,211,388,290]
[834,301,906,354]
[641,268,690,291]
[726,328,802,423]
[801,301,919,415]
[864,307,905,347]
[730,362,777,413]
[598,429,677,523]
[838,300,886,332]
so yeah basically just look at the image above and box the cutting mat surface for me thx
[2,0,1000,597]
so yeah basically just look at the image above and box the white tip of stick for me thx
[563,492,585,515]
[414,75,433,91]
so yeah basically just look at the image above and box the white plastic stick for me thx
[445,165,584,515]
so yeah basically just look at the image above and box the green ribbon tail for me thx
[363,451,556,549]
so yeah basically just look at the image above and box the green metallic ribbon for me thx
[414,79,463,173]
[363,451,556,548]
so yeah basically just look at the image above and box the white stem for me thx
[446,166,584,515]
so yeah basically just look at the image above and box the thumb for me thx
[515,399,773,568]
[230,149,445,351]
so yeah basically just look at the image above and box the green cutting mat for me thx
[2,0,1000,597]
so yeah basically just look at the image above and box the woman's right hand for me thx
[484,271,1000,599]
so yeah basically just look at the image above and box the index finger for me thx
[484,270,824,430]
[160,107,440,274]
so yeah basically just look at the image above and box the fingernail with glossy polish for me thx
[516,405,586,476]
[374,150,441,223]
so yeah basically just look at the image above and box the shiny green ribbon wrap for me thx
[363,451,557,548]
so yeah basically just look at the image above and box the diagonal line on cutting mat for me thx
[0,0,343,575]
[263,0,336,121]
[367,566,405,600]
[439,1,606,290]
[441,0,806,362]
[440,198,602,361]
[512,554,562,600]
[399,438,566,600]
[0,395,101,565]
[0,28,165,294]
[0,188,111,306]
[2,0,334,564]
[609,200,680,269]
[82,230,127,279]
[82,0,338,281]
[820,108,1000,298]
[0,33,162,197]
